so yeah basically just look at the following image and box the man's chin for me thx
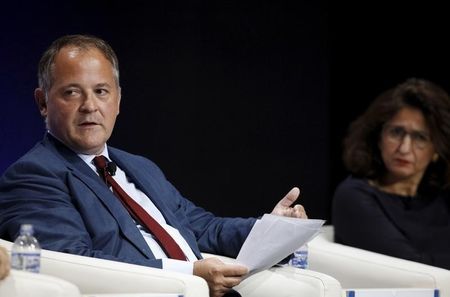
[70,139,107,155]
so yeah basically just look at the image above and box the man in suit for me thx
[0,35,307,297]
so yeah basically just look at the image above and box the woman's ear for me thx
[432,153,439,162]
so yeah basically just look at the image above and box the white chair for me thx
[0,239,208,297]
[308,225,450,297]
[202,253,342,297]
[0,269,81,297]
[1,238,342,297]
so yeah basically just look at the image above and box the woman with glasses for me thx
[332,78,450,269]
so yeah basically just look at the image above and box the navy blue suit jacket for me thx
[0,133,256,268]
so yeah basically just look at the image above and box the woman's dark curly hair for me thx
[343,78,450,190]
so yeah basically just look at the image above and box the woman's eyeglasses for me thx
[382,125,431,149]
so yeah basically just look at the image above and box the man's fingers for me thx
[221,263,248,277]
[271,187,305,217]
[278,187,300,207]
[222,276,245,288]
[207,263,247,297]
[293,204,308,219]
[194,258,248,297]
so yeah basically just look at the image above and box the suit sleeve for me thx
[332,179,433,264]
[171,185,256,258]
[0,158,163,269]
[138,156,257,258]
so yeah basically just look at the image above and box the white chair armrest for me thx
[202,253,342,297]
[0,269,81,297]
[0,239,208,297]
[308,226,450,297]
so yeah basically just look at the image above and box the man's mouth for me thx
[79,121,99,127]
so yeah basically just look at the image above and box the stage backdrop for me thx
[0,1,331,220]
[328,1,450,204]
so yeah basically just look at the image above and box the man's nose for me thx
[79,92,97,112]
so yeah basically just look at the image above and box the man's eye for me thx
[64,89,79,96]
[96,89,109,95]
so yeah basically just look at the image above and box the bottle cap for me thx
[20,224,34,235]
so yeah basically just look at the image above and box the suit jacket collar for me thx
[42,133,202,259]
[42,133,156,259]
[108,148,203,258]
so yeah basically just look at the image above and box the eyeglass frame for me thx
[381,124,432,150]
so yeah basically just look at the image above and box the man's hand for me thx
[271,187,307,218]
[194,257,248,297]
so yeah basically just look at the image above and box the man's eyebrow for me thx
[66,83,82,87]
[58,83,82,90]
[95,83,113,88]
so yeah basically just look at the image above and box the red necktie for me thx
[93,155,187,261]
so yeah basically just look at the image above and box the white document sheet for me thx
[236,214,325,275]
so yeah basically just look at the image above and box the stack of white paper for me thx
[236,214,325,275]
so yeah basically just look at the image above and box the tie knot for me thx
[93,155,117,177]
[93,155,108,170]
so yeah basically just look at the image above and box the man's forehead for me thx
[56,46,104,60]
[51,46,114,74]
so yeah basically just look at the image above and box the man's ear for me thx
[34,88,48,117]
[117,86,121,115]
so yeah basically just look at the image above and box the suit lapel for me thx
[109,150,172,219]
[44,135,155,259]
[109,149,202,258]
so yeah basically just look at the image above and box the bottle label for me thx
[289,250,308,269]
[11,252,41,273]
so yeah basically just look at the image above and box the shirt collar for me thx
[77,145,110,171]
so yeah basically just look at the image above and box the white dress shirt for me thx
[78,145,197,274]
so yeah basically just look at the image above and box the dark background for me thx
[329,2,450,194]
[1,1,448,223]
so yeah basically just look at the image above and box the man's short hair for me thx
[38,34,120,93]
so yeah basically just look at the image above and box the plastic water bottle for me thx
[289,243,308,269]
[11,224,41,273]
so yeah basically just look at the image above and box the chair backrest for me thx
[308,225,450,297]
[320,224,334,241]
